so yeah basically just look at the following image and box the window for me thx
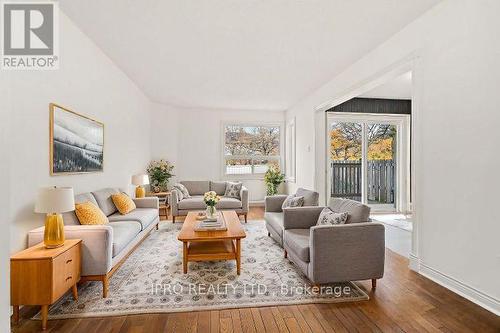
[285,118,296,182]
[223,124,282,176]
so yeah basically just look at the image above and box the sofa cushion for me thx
[63,192,100,225]
[181,181,209,195]
[109,221,142,257]
[178,196,206,210]
[264,212,284,238]
[224,181,242,199]
[328,198,370,223]
[210,181,227,195]
[284,229,310,262]
[92,188,120,216]
[216,197,242,209]
[108,208,158,230]
[111,193,137,215]
[296,188,319,206]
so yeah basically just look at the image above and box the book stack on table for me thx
[195,214,227,231]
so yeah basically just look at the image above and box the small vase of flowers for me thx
[264,165,285,196]
[203,191,220,219]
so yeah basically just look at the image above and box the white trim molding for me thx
[410,256,500,316]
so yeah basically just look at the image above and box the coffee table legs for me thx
[183,242,188,274]
[236,239,241,275]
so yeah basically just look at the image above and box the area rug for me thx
[37,220,368,319]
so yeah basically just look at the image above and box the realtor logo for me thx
[1,2,59,69]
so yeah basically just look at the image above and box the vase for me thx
[206,205,217,219]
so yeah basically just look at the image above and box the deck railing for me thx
[331,160,395,203]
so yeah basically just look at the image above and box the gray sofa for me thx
[28,188,159,297]
[282,198,385,288]
[264,188,320,246]
[170,181,249,223]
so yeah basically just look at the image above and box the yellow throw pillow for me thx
[111,193,136,215]
[75,201,109,225]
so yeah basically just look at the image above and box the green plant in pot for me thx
[264,165,285,196]
[147,159,174,192]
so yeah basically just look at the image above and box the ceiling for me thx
[360,71,412,99]
[60,1,438,110]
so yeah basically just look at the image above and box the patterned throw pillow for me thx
[173,183,190,200]
[316,207,348,226]
[75,201,109,225]
[281,194,305,209]
[111,193,136,215]
[224,181,242,199]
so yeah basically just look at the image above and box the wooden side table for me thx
[147,191,171,220]
[11,239,82,330]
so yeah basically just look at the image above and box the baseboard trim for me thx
[408,253,420,272]
[418,261,500,316]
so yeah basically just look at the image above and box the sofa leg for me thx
[244,213,247,223]
[371,279,377,290]
[284,250,287,258]
[172,216,175,223]
[156,222,159,230]
[268,232,270,237]
[102,276,109,298]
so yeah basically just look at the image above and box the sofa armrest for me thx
[240,186,249,213]
[264,195,288,212]
[309,222,385,283]
[170,190,180,215]
[28,225,114,276]
[133,197,159,209]
[283,206,324,230]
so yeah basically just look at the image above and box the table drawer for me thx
[52,244,80,299]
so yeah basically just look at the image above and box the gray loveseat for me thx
[282,198,385,288]
[264,188,320,246]
[28,188,159,297]
[170,181,249,223]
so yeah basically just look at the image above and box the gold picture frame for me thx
[49,103,104,175]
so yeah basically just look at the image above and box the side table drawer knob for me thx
[66,259,72,264]
[66,276,72,281]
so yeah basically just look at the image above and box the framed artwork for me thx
[49,103,104,175]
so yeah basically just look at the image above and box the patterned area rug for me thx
[38,220,369,319]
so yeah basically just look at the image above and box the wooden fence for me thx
[331,160,395,203]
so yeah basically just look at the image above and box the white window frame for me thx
[221,122,285,180]
[285,117,296,183]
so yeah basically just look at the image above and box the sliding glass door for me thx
[327,113,409,212]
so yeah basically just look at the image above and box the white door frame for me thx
[326,112,410,213]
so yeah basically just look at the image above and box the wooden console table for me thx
[11,239,82,330]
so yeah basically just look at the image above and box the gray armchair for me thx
[282,198,385,288]
[264,188,319,246]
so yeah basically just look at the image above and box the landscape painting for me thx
[50,104,104,175]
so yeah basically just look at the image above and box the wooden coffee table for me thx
[177,210,246,275]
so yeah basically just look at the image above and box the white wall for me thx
[151,105,286,201]
[7,12,152,254]
[287,0,500,314]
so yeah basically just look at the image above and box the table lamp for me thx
[34,186,75,248]
[132,174,149,198]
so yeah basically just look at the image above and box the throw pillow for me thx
[316,207,348,226]
[224,181,242,199]
[111,193,136,215]
[173,183,190,199]
[282,194,305,209]
[75,201,109,225]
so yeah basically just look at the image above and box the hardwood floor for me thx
[12,207,499,332]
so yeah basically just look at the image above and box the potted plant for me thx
[203,191,221,219]
[264,165,285,196]
[146,159,174,192]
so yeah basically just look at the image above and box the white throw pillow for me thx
[281,194,305,209]
[173,183,190,199]
[224,181,242,199]
[316,207,348,225]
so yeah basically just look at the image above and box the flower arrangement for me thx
[146,159,174,192]
[264,165,285,196]
[203,191,221,218]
